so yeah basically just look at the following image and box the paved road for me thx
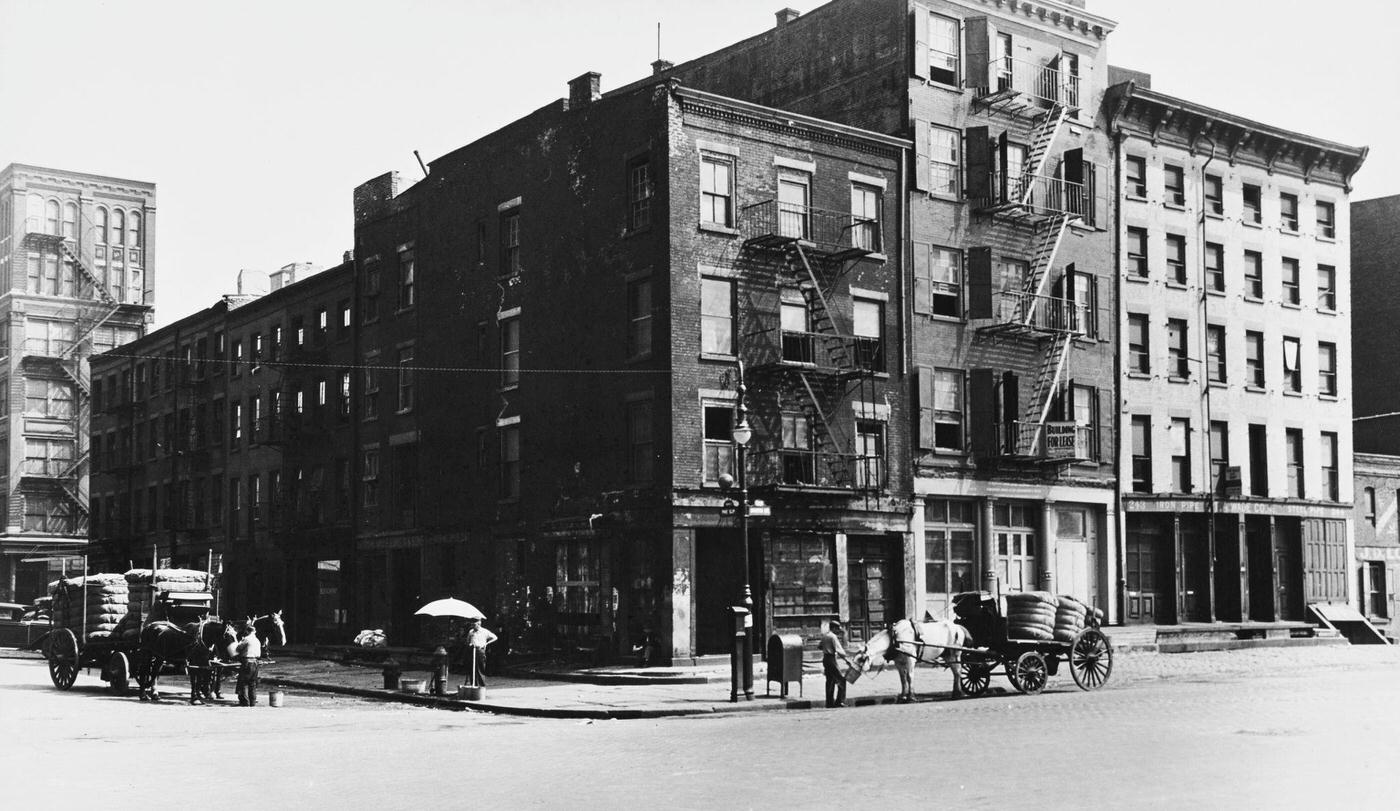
[3,646,1397,809]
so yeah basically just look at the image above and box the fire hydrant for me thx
[382,657,401,690]
[431,646,450,697]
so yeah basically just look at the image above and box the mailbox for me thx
[727,606,753,701]
[765,633,804,698]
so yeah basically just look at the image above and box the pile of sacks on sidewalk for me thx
[1005,592,1103,643]
[49,573,129,642]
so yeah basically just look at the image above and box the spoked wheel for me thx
[1069,628,1113,691]
[106,652,131,695]
[1011,651,1048,696]
[957,660,992,698]
[47,628,80,690]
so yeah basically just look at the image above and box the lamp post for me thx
[729,361,754,701]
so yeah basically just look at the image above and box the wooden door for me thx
[846,536,901,647]
[1125,526,1168,624]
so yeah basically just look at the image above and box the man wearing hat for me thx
[235,623,262,707]
[820,619,854,708]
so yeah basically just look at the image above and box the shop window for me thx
[770,535,836,619]
[702,405,735,485]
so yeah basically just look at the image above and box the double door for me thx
[846,536,901,646]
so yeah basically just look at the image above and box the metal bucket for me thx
[459,684,485,701]
[268,689,285,707]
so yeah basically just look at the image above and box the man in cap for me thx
[820,619,854,708]
[235,622,262,706]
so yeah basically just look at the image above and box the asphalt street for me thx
[2,646,1397,810]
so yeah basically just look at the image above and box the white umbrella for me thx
[414,598,485,620]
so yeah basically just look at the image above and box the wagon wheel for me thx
[106,652,131,695]
[47,628,79,690]
[1069,628,1113,691]
[1011,651,1048,696]
[957,660,993,698]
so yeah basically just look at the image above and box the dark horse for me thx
[137,616,233,701]
[249,611,288,663]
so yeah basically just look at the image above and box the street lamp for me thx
[729,361,754,701]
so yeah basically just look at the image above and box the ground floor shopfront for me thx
[1122,497,1351,625]
[913,479,1118,625]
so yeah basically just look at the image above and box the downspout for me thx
[1197,134,1218,622]
[1108,82,1134,627]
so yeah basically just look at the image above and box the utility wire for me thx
[95,350,674,376]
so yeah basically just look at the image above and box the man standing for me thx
[186,638,213,705]
[235,623,262,707]
[821,619,854,708]
[465,617,497,688]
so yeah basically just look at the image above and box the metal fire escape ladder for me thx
[788,243,853,370]
[1021,332,1072,455]
[1019,104,1069,208]
[797,371,853,487]
[1017,214,1072,325]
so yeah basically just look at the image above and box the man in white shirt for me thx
[235,624,262,706]
[465,618,497,687]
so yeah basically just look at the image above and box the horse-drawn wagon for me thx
[950,590,1113,697]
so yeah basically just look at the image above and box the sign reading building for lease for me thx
[1043,422,1085,460]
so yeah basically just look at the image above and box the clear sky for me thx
[3,0,1395,328]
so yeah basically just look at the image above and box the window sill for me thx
[396,408,413,416]
[1318,308,1338,316]
[1126,194,1148,203]
[1283,390,1303,398]
[1164,202,1187,211]
[1317,235,1336,244]
[698,222,739,237]
[1281,302,1301,310]
[1125,274,1149,284]
[1127,372,1152,381]
[1206,289,1226,298]
[1243,220,1263,230]
[1167,376,1192,385]
[498,384,520,394]
[920,312,967,324]
[1246,385,1266,394]
[1280,228,1300,237]
[395,307,415,316]
[1319,394,1339,402]
[1206,212,1224,221]
[623,224,653,239]
[700,352,738,364]
[1208,380,1228,389]
[1243,296,1264,304]
[924,192,962,204]
[1165,281,1188,290]
[625,351,654,364]
[863,252,889,263]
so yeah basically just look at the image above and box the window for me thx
[62,202,77,238]
[398,250,415,309]
[1170,418,1192,493]
[1285,428,1304,498]
[1316,201,1336,239]
[915,244,962,318]
[339,371,351,420]
[232,402,243,444]
[777,170,810,239]
[1126,227,1148,278]
[700,277,735,355]
[1280,192,1299,232]
[25,438,74,477]
[1243,251,1263,299]
[627,157,653,231]
[96,207,109,243]
[1166,234,1187,284]
[855,420,885,490]
[362,358,378,420]
[1125,156,1147,198]
[1317,265,1337,311]
[1167,318,1189,379]
[1321,431,1339,501]
[1205,242,1224,293]
[1131,416,1152,492]
[501,211,521,275]
[927,12,960,85]
[626,277,652,358]
[929,126,961,197]
[1282,258,1300,305]
[499,425,520,500]
[933,368,964,452]
[702,406,735,485]
[852,298,884,372]
[339,300,351,334]
[1245,331,1265,388]
[24,378,73,418]
[363,448,380,507]
[1066,268,1098,337]
[1364,561,1388,618]
[1204,174,1223,215]
[924,500,978,613]
[362,264,381,323]
[499,317,520,387]
[1282,336,1302,393]
[129,211,142,249]
[700,154,734,227]
[1163,164,1185,206]
[397,346,414,412]
[317,307,329,342]
[393,444,418,526]
[1206,324,1226,383]
[292,317,305,347]
[317,378,328,409]
[1248,423,1269,496]
[627,400,653,483]
[1318,342,1337,397]
[1364,487,1377,525]
[1067,383,1100,461]
[1242,184,1262,224]
[850,183,881,251]
[1127,313,1150,374]
[1210,421,1229,495]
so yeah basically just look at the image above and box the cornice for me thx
[674,86,910,158]
[961,0,1117,42]
[5,163,156,202]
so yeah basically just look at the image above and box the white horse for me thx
[855,618,972,703]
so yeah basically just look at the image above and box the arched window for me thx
[45,200,60,235]
[112,209,125,246]
[62,202,77,239]
[96,207,109,243]
[128,211,141,248]
[27,194,44,232]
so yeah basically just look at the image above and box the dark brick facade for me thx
[1352,195,1400,454]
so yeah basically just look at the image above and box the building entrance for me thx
[1125,518,1172,624]
[846,535,902,647]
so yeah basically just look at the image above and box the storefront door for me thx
[1125,519,1171,624]
[846,536,901,646]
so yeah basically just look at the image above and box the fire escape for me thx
[966,50,1093,464]
[738,200,884,494]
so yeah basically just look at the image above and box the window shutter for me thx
[912,242,932,315]
[965,126,990,203]
[917,365,936,451]
[996,131,1010,202]
[1001,369,1020,436]
[913,120,932,192]
[1088,274,1100,337]
[969,368,997,457]
[1062,148,1084,184]
[1093,162,1108,230]
[911,7,930,80]
[1387,565,1396,619]
[967,247,992,319]
[964,17,992,91]
[1091,385,1102,461]
[1047,53,1062,105]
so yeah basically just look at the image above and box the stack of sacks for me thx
[124,568,212,619]
[50,574,129,642]
[1053,595,1089,643]
[1004,591,1056,641]
[112,611,143,642]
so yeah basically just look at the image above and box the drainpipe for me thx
[1197,134,1218,623]
[1111,128,1127,627]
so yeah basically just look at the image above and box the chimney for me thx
[651,59,674,76]
[343,250,355,263]
[568,72,601,108]
[237,269,269,297]
[354,171,401,226]
[776,8,800,26]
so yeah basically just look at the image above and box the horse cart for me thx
[950,591,1113,697]
[43,576,215,695]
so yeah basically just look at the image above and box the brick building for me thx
[0,163,154,603]
[353,76,909,659]
[648,0,1122,621]
[1353,453,1399,638]
[1351,194,1400,454]
[1107,82,1366,624]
